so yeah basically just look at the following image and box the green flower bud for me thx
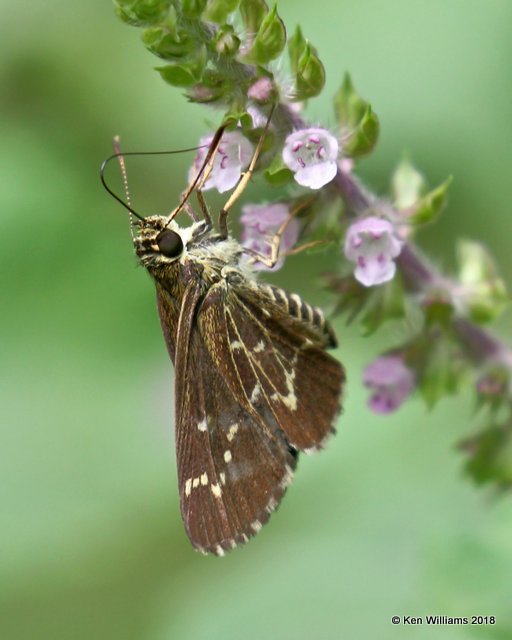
[408,176,452,225]
[295,42,325,100]
[239,0,268,35]
[213,25,241,57]
[142,25,197,60]
[334,73,379,157]
[114,0,171,27]
[457,240,509,324]
[182,0,208,18]
[392,158,426,210]
[243,4,286,65]
[204,0,241,24]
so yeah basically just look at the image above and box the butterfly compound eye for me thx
[157,229,184,258]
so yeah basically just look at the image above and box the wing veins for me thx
[225,305,295,407]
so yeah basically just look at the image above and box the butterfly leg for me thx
[243,198,326,268]
[195,188,213,228]
[218,105,276,239]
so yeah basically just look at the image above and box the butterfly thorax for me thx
[134,216,252,297]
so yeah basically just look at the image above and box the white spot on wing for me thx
[192,477,200,488]
[215,544,225,556]
[251,520,262,532]
[253,340,265,353]
[224,450,232,463]
[271,365,297,410]
[220,472,226,485]
[280,464,294,490]
[266,496,278,513]
[250,383,262,404]
[197,418,207,432]
[230,340,244,350]
[211,483,222,498]
[200,472,208,486]
[185,478,192,497]
[227,423,239,441]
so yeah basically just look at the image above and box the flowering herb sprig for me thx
[114,0,512,489]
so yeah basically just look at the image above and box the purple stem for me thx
[335,168,510,366]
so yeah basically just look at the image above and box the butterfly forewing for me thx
[173,279,297,555]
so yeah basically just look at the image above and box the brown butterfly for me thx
[104,115,345,555]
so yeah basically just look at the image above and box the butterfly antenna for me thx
[100,143,209,225]
[165,123,227,227]
[112,137,137,238]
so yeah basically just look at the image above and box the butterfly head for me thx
[134,216,210,269]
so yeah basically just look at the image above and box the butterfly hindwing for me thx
[199,279,345,452]
[173,280,297,555]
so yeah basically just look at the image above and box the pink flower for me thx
[188,130,253,193]
[282,128,339,189]
[363,355,415,414]
[344,217,403,287]
[240,203,300,271]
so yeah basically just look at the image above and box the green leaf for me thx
[422,291,454,329]
[408,176,452,225]
[156,47,206,87]
[461,424,512,488]
[359,275,405,335]
[456,239,509,323]
[204,0,240,24]
[157,65,197,87]
[264,153,293,186]
[239,0,268,35]
[392,158,426,210]
[182,0,208,18]
[328,274,369,324]
[114,0,171,26]
[222,110,252,130]
[476,365,510,413]
[334,74,379,157]
[243,4,286,65]
[294,42,325,100]
[288,25,306,75]
[418,337,465,409]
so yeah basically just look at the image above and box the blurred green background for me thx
[2,1,512,638]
